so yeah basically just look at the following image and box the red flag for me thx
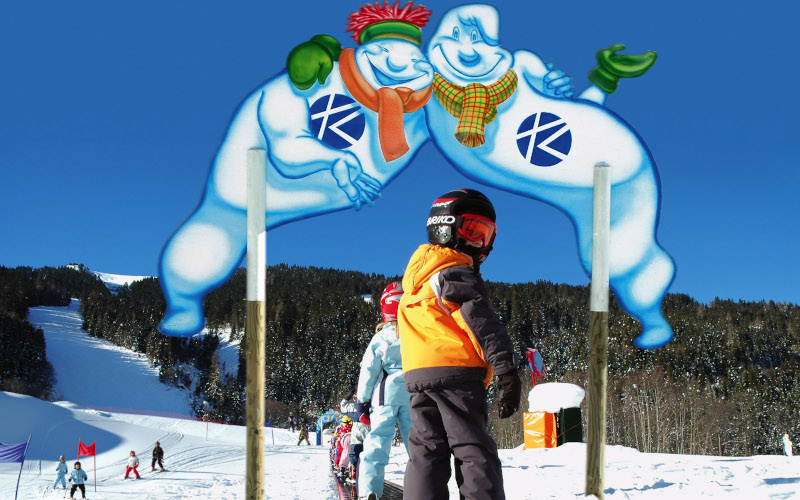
[78,439,96,457]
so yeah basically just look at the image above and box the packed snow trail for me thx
[0,392,339,499]
[0,302,797,498]
[29,299,192,413]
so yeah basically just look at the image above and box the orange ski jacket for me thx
[398,244,516,390]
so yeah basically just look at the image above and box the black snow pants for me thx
[403,380,505,500]
[70,484,86,498]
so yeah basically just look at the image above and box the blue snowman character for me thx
[424,4,673,349]
[158,2,435,336]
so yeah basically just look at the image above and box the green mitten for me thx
[588,43,657,94]
[286,34,342,90]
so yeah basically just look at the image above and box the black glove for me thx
[497,371,521,419]
[286,34,342,90]
[355,400,371,416]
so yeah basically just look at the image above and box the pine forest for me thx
[1,264,798,457]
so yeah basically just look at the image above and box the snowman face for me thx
[427,7,512,85]
[354,39,433,91]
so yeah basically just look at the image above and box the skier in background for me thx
[53,455,68,491]
[335,425,353,475]
[783,433,793,456]
[398,188,521,500]
[332,416,354,474]
[348,403,371,484]
[151,441,165,472]
[68,461,88,499]
[340,388,358,421]
[124,450,140,479]
[355,282,412,500]
[392,427,401,447]
[288,412,296,432]
[298,425,311,445]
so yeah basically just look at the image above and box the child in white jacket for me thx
[124,450,140,479]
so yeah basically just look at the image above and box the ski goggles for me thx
[457,214,497,248]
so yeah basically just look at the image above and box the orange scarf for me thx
[338,48,432,162]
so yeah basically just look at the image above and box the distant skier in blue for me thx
[68,461,88,499]
[53,455,68,491]
[355,282,411,500]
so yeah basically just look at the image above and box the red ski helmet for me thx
[380,282,403,322]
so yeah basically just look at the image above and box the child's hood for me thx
[402,244,473,295]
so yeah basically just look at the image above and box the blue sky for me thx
[1,0,798,305]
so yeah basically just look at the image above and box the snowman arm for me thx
[515,50,573,98]
[257,81,378,206]
[257,82,353,179]
[514,50,550,92]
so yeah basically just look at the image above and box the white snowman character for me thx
[158,3,434,336]
[425,4,674,349]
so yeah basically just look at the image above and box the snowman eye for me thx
[471,30,479,43]
[381,45,389,53]
[452,27,460,39]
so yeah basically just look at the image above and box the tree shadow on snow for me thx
[0,392,122,462]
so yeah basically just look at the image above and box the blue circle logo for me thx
[516,112,572,167]
[309,94,365,149]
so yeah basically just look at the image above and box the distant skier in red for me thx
[124,450,140,479]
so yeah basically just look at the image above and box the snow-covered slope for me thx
[29,300,192,414]
[2,389,798,499]
[1,303,797,499]
[0,391,334,499]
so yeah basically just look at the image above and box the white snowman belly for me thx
[431,85,650,189]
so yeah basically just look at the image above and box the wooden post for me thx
[586,162,610,498]
[245,148,267,500]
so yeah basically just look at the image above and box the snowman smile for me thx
[432,44,505,80]
[367,58,428,88]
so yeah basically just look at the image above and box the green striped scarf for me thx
[432,69,518,148]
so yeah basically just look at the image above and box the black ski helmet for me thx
[74,461,81,467]
[426,188,497,263]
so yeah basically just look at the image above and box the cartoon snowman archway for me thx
[155,5,676,499]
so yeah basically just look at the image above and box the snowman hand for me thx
[331,154,382,209]
[286,35,342,91]
[544,63,574,98]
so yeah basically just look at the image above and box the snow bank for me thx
[527,382,585,413]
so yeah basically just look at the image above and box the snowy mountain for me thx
[1,302,798,499]
[64,264,150,293]
[94,271,149,293]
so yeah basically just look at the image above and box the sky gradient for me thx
[1,0,798,305]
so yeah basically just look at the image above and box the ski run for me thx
[0,301,797,499]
